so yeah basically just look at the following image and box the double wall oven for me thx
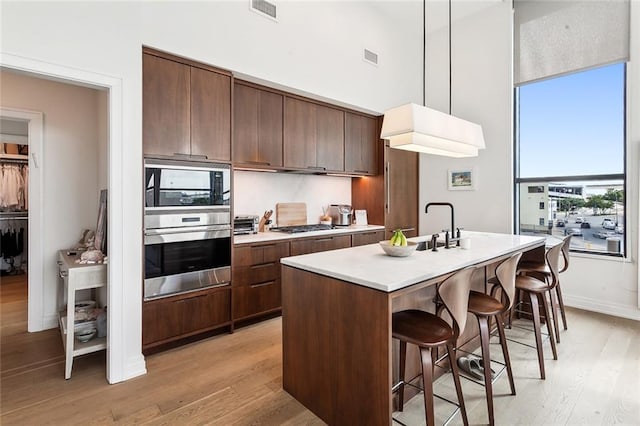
[144,159,231,300]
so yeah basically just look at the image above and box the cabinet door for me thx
[181,288,231,335]
[143,54,190,157]
[315,105,344,172]
[290,235,352,256]
[284,97,316,169]
[345,113,378,175]
[191,67,231,161]
[234,84,283,167]
[385,146,419,238]
[142,298,185,345]
[352,230,385,247]
[233,281,281,320]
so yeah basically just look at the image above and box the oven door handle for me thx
[144,226,231,245]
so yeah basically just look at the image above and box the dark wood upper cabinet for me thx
[284,97,344,172]
[143,53,191,157]
[191,67,231,161]
[345,112,378,175]
[143,50,231,161]
[315,104,344,172]
[233,83,283,167]
[352,118,418,238]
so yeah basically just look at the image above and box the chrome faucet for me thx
[425,202,460,248]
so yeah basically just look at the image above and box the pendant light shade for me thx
[381,0,486,158]
[380,103,485,158]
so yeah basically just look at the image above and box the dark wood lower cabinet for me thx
[352,230,385,247]
[142,286,231,351]
[233,282,282,320]
[289,234,352,256]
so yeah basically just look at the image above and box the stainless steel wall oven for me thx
[143,159,231,300]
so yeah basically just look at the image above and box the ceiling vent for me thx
[250,0,277,21]
[363,49,378,66]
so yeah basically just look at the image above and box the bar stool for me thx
[466,252,521,426]
[512,242,563,379]
[518,235,571,341]
[392,267,475,426]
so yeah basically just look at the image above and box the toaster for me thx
[234,215,259,235]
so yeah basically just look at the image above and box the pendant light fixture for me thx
[380,0,485,157]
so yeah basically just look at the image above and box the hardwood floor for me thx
[2,274,639,425]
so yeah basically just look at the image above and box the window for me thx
[515,63,626,256]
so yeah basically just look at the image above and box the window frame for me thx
[513,64,628,258]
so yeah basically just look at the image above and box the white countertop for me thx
[234,224,386,245]
[280,231,546,292]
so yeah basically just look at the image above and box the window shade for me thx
[515,0,629,86]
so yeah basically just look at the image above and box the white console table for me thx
[57,250,107,379]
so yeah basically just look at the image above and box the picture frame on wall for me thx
[448,168,476,191]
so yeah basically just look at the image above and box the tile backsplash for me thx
[233,171,351,225]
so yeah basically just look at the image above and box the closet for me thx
[0,138,29,276]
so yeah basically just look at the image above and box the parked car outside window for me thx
[565,228,583,236]
[602,218,616,230]
[615,225,624,234]
[580,222,591,229]
[574,217,584,224]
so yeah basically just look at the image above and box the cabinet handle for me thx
[354,169,369,174]
[314,237,334,242]
[250,262,275,269]
[189,154,208,160]
[386,161,391,213]
[244,160,271,165]
[306,166,326,170]
[250,280,276,288]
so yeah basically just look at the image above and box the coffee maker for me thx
[328,204,352,226]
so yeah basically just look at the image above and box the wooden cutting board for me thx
[276,203,307,226]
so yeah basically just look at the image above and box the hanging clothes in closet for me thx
[0,220,25,275]
[0,163,27,210]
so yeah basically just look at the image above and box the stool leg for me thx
[398,340,407,412]
[528,291,546,379]
[477,315,495,426]
[495,314,516,396]
[540,292,558,360]
[447,343,469,426]
[555,283,568,330]
[419,347,435,426]
[549,288,562,344]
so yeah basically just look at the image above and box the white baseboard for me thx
[43,313,58,330]
[564,294,640,321]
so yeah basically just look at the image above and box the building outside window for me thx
[515,63,626,256]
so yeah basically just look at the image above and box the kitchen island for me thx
[281,231,545,425]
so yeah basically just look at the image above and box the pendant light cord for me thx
[422,0,426,107]
[449,0,452,115]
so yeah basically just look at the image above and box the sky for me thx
[518,62,625,178]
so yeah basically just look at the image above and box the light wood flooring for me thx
[2,274,639,425]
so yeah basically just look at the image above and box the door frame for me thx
[0,107,44,332]
[0,52,133,383]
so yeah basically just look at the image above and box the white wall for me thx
[419,0,639,321]
[0,70,105,325]
[1,1,422,382]
[234,171,351,224]
[420,1,513,236]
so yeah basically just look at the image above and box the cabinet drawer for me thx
[290,234,352,256]
[233,242,290,267]
[352,230,385,247]
[232,261,280,287]
[142,287,231,346]
[233,281,281,320]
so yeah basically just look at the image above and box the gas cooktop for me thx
[270,224,334,233]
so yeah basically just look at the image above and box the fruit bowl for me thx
[379,240,418,257]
